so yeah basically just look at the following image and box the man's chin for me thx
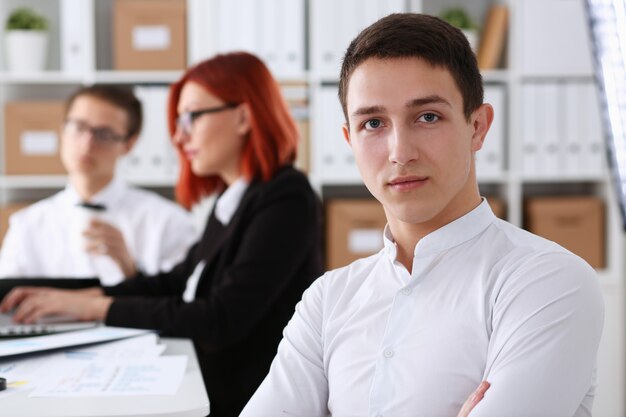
[72,166,96,176]
[385,204,436,226]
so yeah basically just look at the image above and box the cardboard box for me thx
[326,199,387,270]
[4,101,66,175]
[0,203,30,244]
[525,196,605,268]
[113,0,187,70]
[295,119,310,173]
[486,196,506,219]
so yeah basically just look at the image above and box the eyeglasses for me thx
[63,119,128,145]
[176,104,238,136]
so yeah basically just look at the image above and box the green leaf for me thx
[440,8,477,30]
[6,7,48,31]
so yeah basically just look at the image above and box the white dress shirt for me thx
[182,178,249,302]
[241,199,604,417]
[0,178,198,286]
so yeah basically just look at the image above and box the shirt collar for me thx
[63,177,126,209]
[383,197,497,260]
[214,178,249,226]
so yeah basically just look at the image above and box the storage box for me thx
[326,199,387,270]
[295,119,310,173]
[525,196,605,268]
[113,0,187,70]
[0,203,29,244]
[4,101,66,175]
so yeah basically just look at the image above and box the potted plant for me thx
[440,7,479,53]
[4,7,49,72]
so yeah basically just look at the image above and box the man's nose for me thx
[388,126,418,166]
[76,129,98,150]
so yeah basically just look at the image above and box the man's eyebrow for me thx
[406,95,451,108]
[351,95,452,118]
[351,105,386,117]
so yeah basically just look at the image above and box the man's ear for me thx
[236,103,252,136]
[470,103,494,152]
[342,123,351,146]
[122,135,139,155]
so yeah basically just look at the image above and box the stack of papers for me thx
[0,326,151,357]
[0,328,187,398]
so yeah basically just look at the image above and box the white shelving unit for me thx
[0,0,623,415]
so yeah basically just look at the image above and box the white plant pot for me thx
[4,30,49,72]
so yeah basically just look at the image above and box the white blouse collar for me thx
[214,178,250,225]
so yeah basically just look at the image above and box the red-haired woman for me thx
[1,52,324,417]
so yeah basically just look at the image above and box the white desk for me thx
[1,337,210,417]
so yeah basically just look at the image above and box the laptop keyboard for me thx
[0,316,99,339]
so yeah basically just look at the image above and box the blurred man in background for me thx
[0,85,196,286]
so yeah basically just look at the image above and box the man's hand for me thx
[457,381,490,417]
[0,286,112,323]
[83,219,137,278]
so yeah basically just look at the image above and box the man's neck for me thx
[70,175,113,201]
[390,225,424,274]
[388,194,483,274]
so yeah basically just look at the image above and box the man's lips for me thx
[78,155,95,164]
[388,176,429,190]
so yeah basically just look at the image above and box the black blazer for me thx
[104,166,324,417]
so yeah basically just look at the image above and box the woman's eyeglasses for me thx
[63,119,129,145]
[176,104,238,136]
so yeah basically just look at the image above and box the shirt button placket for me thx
[383,348,394,358]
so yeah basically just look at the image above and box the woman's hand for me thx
[457,381,490,417]
[83,219,137,278]
[0,286,112,324]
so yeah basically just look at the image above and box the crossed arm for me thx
[241,253,602,417]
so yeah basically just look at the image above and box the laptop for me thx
[0,313,99,339]
[0,278,101,338]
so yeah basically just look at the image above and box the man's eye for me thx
[419,113,439,123]
[364,119,382,130]
[75,122,90,132]
[93,129,114,141]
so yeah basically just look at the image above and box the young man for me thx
[241,13,603,417]
[0,86,197,286]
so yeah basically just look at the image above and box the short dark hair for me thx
[65,85,143,139]
[339,13,483,123]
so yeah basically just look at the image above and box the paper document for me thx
[0,326,153,357]
[30,355,188,397]
[63,333,165,361]
[0,352,64,398]
[0,332,166,397]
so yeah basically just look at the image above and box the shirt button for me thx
[401,287,412,295]
[383,348,394,358]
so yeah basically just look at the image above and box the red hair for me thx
[167,52,299,209]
